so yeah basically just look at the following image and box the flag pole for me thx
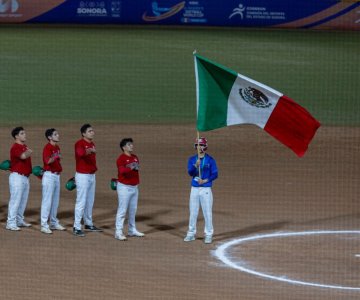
[197,131,201,179]
[195,50,201,179]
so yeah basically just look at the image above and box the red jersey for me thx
[10,143,32,176]
[43,143,62,173]
[117,153,139,186]
[75,139,97,174]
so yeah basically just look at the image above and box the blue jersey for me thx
[188,153,218,187]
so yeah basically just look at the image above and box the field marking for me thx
[214,230,360,291]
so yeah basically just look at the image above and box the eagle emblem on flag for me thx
[239,87,272,108]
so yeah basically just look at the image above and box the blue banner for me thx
[1,0,359,30]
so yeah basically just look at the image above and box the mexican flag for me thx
[194,54,320,157]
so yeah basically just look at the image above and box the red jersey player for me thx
[114,138,144,240]
[6,127,33,231]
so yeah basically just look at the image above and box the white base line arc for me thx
[214,230,360,291]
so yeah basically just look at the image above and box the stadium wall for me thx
[0,0,359,30]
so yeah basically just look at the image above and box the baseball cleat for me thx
[18,221,32,227]
[41,227,53,234]
[6,225,21,231]
[50,224,66,231]
[204,236,213,244]
[128,230,145,237]
[115,232,127,241]
[184,235,195,242]
[73,228,85,237]
[84,225,103,232]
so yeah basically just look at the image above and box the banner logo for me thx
[239,87,272,108]
[0,0,18,13]
[229,3,245,19]
[77,1,108,17]
[111,1,121,17]
[143,1,185,22]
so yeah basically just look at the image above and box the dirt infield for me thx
[0,124,359,300]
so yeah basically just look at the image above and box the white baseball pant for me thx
[41,171,61,229]
[73,172,95,230]
[186,186,214,237]
[115,182,138,234]
[7,172,30,227]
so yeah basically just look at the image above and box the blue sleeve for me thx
[187,156,198,177]
[207,157,218,183]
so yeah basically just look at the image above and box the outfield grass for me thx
[0,25,359,126]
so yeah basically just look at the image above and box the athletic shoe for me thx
[73,228,85,237]
[115,232,127,241]
[50,224,66,231]
[17,222,32,228]
[184,235,195,242]
[128,230,145,237]
[204,236,213,244]
[41,227,53,234]
[6,225,21,231]
[84,225,103,232]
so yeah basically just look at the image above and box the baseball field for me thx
[0,24,359,299]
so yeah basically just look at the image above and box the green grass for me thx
[0,25,359,126]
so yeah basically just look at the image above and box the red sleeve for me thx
[43,144,51,165]
[12,145,24,158]
[117,156,132,175]
[75,141,86,157]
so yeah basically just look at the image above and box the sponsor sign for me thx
[0,0,22,18]
[77,1,108,17]
[229,4,286,21]
[0,0,358,31]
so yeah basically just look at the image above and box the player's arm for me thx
[43,148,60,165]
[20,148,32,160]
[207,158,218,182]
[199,158,218,185]
[46,153,60,164]
[75,144,86,157]
[118,158,133,174]
[85,147,96,155]
[187,157,198,176]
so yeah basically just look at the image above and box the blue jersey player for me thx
[184,137,218,244]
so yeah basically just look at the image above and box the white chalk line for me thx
[214,230,360,291]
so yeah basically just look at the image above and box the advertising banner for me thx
[0,0,359,30]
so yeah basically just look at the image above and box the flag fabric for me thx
[194,53,320,157]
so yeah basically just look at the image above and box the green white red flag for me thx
[194,53,320,157]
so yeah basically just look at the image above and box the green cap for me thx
[0,160,11,171]
[110,178,117,191]
[32,166,44,177]
[65,177,76,191]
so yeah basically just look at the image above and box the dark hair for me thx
[120,138,133,151]
[45,128,56,141]
[11,127,24,139]
[80,124,92,136]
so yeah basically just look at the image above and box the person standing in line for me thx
[40,128,66,234]
[115,138,145,241]
[184,137,218,244]
[73,124,102,237]
[6,127,33,231]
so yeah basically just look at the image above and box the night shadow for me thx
[57,210,75,219]
[145,219,189,238]
[24,208,41,217]
[136,209,172,222]
[79,209,174,229]
[214,220,289,241]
